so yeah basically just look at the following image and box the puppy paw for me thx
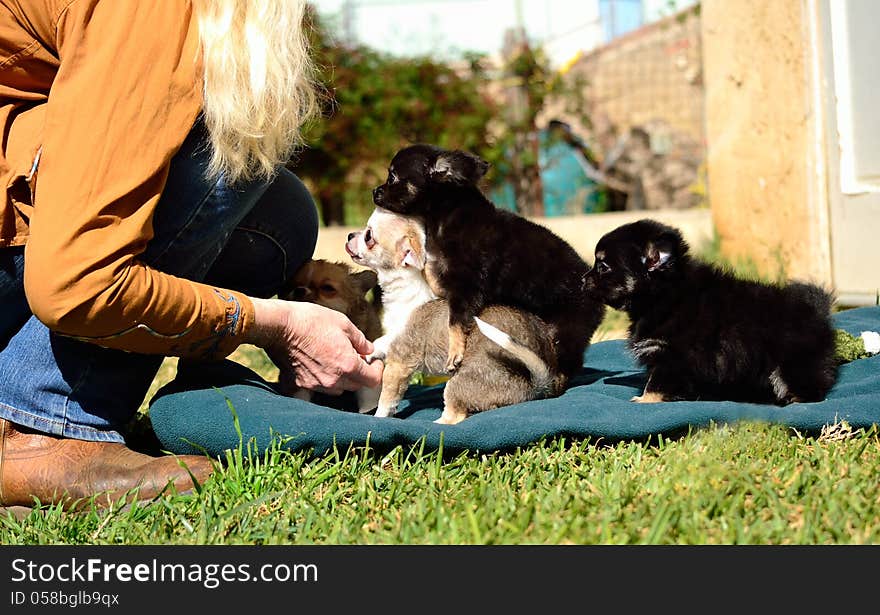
[374,405,397,418]
[365,335,390,364]
[445,324,467,373]
[365,350,386,364]
[435,403,467,425]
[434,413,465,425]
[631,392,666,403]
[444,352,463,373]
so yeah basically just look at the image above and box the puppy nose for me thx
[347,232,356,241]
[372,186,384,202]
[292,287,308,300]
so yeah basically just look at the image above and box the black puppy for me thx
[372,143,605,381]
[583,219,838,405]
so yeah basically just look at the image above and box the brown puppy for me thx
[280,259,383,411]
[379,300,565,424]
[372,144,605,382]
[346,208,566,424]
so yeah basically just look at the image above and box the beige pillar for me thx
[701,0,831,284]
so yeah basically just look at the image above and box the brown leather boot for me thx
[0,419,215,510]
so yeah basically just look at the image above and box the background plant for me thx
[292,7,593,225]
[291,8,498,226]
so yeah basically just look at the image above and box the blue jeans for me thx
[0,120,318,443]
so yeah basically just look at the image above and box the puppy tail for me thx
[788,281,835,314]
[474,316,551,388]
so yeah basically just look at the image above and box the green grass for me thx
[4,422,880,544]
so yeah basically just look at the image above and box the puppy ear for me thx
[429,150,490,185]
[295,260,315,282]
[352,270,378,295]
[402,250,420,269]
[643,231,685,272]
[398,234,426,270]
[644,243,672,272]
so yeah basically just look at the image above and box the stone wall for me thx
[547,5,704,148]
[544,4,706,212]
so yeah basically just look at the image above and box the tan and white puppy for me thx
[345,207,437,362]
[345,207,566,424]
[280,259,383,413]
[281,259,382,342]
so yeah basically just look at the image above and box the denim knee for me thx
[205,168,319,298]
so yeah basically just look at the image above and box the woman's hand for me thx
[247,298,383,395]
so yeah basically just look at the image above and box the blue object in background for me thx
[539,128,602,216]
[490,126,602,216]
[489,180,517,215]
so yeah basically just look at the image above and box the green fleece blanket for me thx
[149,306,880,457]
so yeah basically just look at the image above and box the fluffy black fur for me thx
[373,143,605,380]
[583,218,838,405]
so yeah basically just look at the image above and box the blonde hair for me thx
[193,0,319,184]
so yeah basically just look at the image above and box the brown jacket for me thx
[0,0,254,359]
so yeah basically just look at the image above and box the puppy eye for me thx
[389,173,398,184]
[596,261,610,274]
[319,284,338,296]
[364,228,376,248]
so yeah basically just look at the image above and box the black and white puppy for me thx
[372,143,605,382]
[583,219,838,405]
